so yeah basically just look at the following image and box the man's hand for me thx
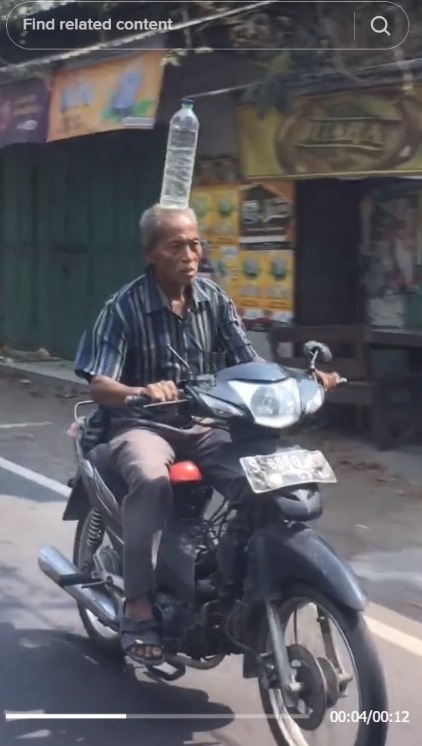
[144,380,180,402]
[315,370,341,391]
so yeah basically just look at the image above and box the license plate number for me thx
[239,449,337,494]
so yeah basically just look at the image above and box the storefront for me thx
[233,82,422,331]
[222,80,422,444]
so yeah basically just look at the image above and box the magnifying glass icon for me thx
[370,15,391,35]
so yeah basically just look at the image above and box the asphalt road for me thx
[1,375,422,745]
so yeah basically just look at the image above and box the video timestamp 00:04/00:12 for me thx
[329,710,410,724]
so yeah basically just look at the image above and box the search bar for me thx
[6,0,410,52]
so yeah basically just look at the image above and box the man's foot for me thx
[120,599,163,665]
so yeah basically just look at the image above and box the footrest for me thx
[146,661,186,682]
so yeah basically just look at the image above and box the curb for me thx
[0,361,88,395]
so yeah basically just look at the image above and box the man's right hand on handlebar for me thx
[315,370,342,391]
[140,380,180,403]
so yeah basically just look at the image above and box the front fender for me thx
[246,521,366,611]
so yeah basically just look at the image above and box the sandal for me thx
[119,613,164,666]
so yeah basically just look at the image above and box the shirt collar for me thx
[144,264,209,314]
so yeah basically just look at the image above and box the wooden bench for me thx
[267,324,413,450]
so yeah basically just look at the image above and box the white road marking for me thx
[1,456,422,657]
[366,615,422,656]
[0,456,70,497]
[0,421,52,429]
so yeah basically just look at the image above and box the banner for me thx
[238,181,295,328]
[236,86,422,179]
[48,50,164,141]
[237,248,295,328]
[0,78,49,147]
[191,181,295,329]
[191,185,240,305]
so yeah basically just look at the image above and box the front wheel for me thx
[257,584,388,746]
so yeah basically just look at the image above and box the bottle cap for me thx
[182,98,194,106]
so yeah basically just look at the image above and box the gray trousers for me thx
[108,422,234,600]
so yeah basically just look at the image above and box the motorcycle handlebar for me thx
[124,374,348,409]
[124,394,152,407]
[124,393,189,409]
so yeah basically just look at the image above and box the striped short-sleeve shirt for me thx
[75,265,257,449]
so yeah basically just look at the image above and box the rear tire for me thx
[258,584,388,746]
[73,508,122,656]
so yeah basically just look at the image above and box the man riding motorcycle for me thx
[74,203,340,667]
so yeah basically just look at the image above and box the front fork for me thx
[264,601,352,700]
[265,601,301,702]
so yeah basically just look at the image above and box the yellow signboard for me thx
[237,248,295,326]
[191,181,296,328]
[191,185,239,240]
[48,50,164,141]
[191,185,241,309]
[236,87,422,179]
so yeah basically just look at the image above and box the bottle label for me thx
[169,129,197,149]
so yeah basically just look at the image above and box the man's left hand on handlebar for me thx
[142,380,180,402]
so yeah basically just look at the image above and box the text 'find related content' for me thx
[6,6,175,51]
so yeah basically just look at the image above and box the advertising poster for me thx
[262,249,295,321]
[191,185,240,304]
[238,181,296,329]
[191,185,239,241]
[0,78,50,147]
[48,50,164,141]
[361,182,422,328]
[191,181,296,327]
[238,181,295,246]
[236,244,295,329]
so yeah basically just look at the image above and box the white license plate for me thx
[239,449,337,494]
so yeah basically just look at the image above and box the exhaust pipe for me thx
[38,545,118,628]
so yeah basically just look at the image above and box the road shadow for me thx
[0,623,234,746]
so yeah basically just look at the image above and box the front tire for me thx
[73,508,122,656]
[257,585,388,746]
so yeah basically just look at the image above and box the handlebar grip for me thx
[125,394,152,407]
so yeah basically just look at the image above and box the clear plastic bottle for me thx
[159,98,199,210]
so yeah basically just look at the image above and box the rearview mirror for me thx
[303,340,333,365]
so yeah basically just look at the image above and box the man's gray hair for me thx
[139,203,197,248]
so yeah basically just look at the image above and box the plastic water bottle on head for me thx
[159,98,199,210]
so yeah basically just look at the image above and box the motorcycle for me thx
[38,341,388,746]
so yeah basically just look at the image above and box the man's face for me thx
[147,212,203,286]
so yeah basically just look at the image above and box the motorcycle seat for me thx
[87,445,203,502]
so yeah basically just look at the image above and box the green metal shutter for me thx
[0,126,167,359]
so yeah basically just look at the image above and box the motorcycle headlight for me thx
[229,379,301,428]
[199,393,242,418]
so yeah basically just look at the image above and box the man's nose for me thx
[181,243,196,261]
